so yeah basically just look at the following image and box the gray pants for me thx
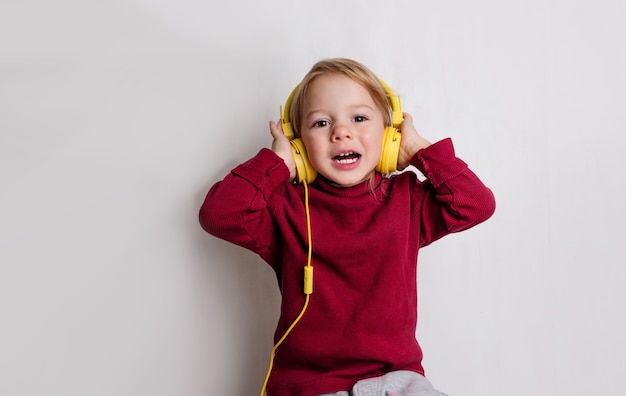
[317,370,449,396]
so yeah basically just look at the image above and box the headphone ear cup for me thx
[376,126,401,174]
[290,138,318,184]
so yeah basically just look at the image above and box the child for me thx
[199,58,495,396]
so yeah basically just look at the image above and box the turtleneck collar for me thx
[311,172,388,198]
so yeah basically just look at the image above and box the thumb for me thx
[401,112,413,125]
[269,120,286,140]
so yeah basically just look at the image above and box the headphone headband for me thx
[377,79,403,128]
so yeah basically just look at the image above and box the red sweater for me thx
[199,138,495,395]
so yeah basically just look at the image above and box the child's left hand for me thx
[397,112,431,170]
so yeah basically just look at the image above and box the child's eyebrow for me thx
[350,104,376,112]
[305,104,376,119]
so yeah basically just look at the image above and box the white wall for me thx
[1,1,625,395]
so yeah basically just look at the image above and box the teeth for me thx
[334,152,359,164]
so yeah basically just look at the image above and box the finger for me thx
[269,120,278,136]
[269,120,285,139]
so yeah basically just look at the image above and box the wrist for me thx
[411,137,431,155]
[397,134,431,170]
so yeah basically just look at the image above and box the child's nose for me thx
[331,123,352,141]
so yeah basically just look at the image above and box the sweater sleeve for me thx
[412,138,496,246]
[198,148,290,264]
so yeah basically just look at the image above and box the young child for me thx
[199,58,495,396]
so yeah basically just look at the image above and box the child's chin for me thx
[327,174,371,188]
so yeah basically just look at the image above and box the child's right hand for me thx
[269,120,297,182]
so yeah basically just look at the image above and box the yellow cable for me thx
[260,182,313,396]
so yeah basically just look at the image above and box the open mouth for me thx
[333,152,361,164]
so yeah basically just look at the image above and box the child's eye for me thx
[354,115,368,122]
[313,120,330,128]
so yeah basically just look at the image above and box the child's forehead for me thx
[306,74,373,99]
[310,73,360,86]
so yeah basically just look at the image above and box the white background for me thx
[1,1,625,395]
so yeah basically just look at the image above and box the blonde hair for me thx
[289,58,393,137]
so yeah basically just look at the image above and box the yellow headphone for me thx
[280,79,403,184]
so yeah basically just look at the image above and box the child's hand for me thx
[269,120,297,182]
[397,112,431,170]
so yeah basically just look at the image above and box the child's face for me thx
[300,74,386,187]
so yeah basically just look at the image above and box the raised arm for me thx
[199,149,290,263]
[413,138,496,246]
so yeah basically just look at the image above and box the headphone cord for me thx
[260,182,314,396]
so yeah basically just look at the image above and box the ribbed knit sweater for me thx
[199,138,495,395]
